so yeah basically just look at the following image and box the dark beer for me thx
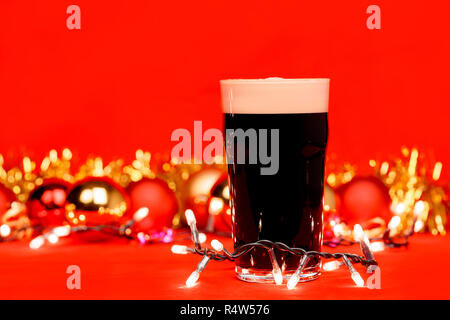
[225,112,327,280]
[221,78,329,282]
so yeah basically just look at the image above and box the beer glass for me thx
[220,78,329,283]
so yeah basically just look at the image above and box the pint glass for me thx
[220,78,329,283]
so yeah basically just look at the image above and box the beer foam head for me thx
[220,78,329,114]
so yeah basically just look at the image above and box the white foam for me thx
[220,78,329,114]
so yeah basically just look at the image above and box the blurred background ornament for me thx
[335,176,392,229]
[0,201,31,240]
[27,178,70,228]
[0,183,16,216]
[206,173,232,233]
[323,184,336,212]
[0,147,447,247]
[66,177,129,227]
[127,177,178,233]
[169,164,225,229]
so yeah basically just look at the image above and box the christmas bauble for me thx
[126,177,178,233]
[335,176,391,228]
[0,184,16,216]
[323,184,336,211]
[181,167,225,229]
[207,173,232,233]
[0,201,30,240]
[66,177,129,226]
[27,179,69,227]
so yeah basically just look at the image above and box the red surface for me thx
[0,233,449,299]
[0,1,450,178]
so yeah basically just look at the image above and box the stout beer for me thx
[221,78,329,282]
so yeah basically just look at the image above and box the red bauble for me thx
[335,176,392,228]
[126,178,178,233]
[27,179,70,228]
[0,184,16,216]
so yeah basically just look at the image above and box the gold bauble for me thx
[65,178,129,226]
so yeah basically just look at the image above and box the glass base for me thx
[235,264,321,284]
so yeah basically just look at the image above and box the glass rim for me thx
[220,78,330,85]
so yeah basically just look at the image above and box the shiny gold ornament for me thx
[323,184,336,211]
[159,158,226,228]
[65,178,129,226]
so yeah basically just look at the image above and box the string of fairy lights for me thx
[171,209,384,289]
[0,207,193,248]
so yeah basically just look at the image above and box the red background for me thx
[0,1,449,177]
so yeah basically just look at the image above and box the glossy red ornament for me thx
[27,179,70,228]
[126,178,178,233]
[335,176,392,228]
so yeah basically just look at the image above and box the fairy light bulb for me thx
[171,245,189,254]
[186,255,210,288]
[52,225,71,237]
[386,216,402,235]
[47,233,59,244]
[323,261,343,271]
[342,255,365,287]
[185,209,200,247]
[198,233,207,244]
[186,271,200,288]
[0,224,11,238]
[30,236,45,249]
[185,209,196,226]
[133,207,149,221]
[287,255,310,290]
[370,242,385,252]
[353,224,364,242]
[211,239,224,252]
[353,224,376,273]
[267,248,283,285]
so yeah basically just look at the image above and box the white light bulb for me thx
[0,224,11,238]
[414,220,424,233]
[323,261,342,271]
[370,242,385,252]
[208,197,224,215]
[267,248,283,285]
[351,272,365,287]
[52,226,71,237]
[273,269,283,285]
[186,271,200,288]
[286,274,300,290]
[198,233,207,244]
[211,239,224,252]
[353,224,364,242]
[185,209,196,226]
[47,233,59,244]
[171,245,189,254]
[388,216,401,230]
[29,236,45,249]
[133,207,149,221]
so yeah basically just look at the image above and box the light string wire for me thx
[176,211,379,289]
